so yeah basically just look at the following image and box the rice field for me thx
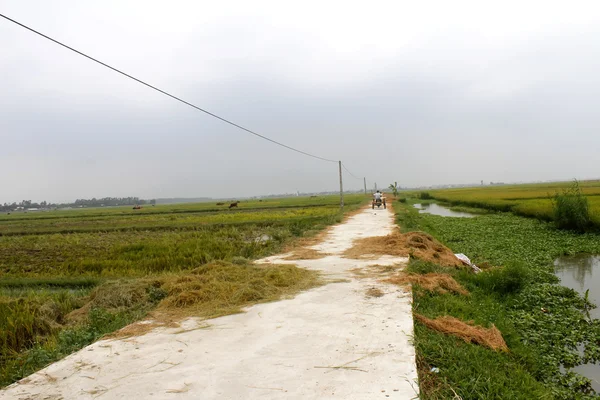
[0,194,366,387]
[424,180,600,225]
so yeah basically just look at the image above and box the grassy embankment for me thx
[0,195,365,387]
[416,180,600,228]
[396,200,600,399]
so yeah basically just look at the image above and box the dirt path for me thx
[1,206,418,400]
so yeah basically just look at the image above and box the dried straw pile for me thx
[387,273,469,296]
[283,248,330,260]
[65,261,321,337]
[343,230,464,267]
[415,314,508,351]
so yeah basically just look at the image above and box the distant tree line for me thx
[1,197,156,212]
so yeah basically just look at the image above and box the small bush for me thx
[398,198,407,203]
[552,180,591,232]
[420,192,434,200]
[466,262,531,296]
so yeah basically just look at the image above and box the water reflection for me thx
[555,254,600,392]
[413,203,475,218]
[554,255,600,314]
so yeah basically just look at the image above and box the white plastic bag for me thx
[454,253,482,273]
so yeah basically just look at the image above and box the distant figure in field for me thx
[229,201,239,209]
[133,205,142,210]
[216,202,225,206]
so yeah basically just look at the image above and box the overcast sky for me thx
[2,1,600,203]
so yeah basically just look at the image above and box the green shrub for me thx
[552,180,591,232]
[464,262,531,296]
[398,198,407,203]
[420,192,434,200]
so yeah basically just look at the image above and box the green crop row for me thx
[0,195,364,222]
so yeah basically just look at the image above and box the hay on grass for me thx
[343,230,464,267]
[387,273,469,296]
[415,314,508,352]
[65,279,154,324]
[66,261,322,337]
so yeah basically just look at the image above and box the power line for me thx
[341,163,361,180]
[0,13,338,164]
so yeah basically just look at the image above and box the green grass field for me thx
[419,180,600,226]
[0,194,365,387]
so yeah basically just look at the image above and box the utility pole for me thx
[364,177,367,195]
[338,161,344,209]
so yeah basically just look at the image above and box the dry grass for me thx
[386,273,469,296]
[282,248,330,260]
[343,230,464,267]
[160,262,321,316]
[67,261,322,337]
[65,279,153,325]
[365,287,384,298]
[111,320,172,338]
[350,263,405,279]
[415,314,508,352]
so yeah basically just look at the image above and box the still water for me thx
[413,203,475,218]
[555,255,600,392]
[555,255,600,319]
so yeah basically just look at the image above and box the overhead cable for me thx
[342,163,361,180]
[0,13,338,163]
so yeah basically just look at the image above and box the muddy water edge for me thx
[397,202,600,398]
